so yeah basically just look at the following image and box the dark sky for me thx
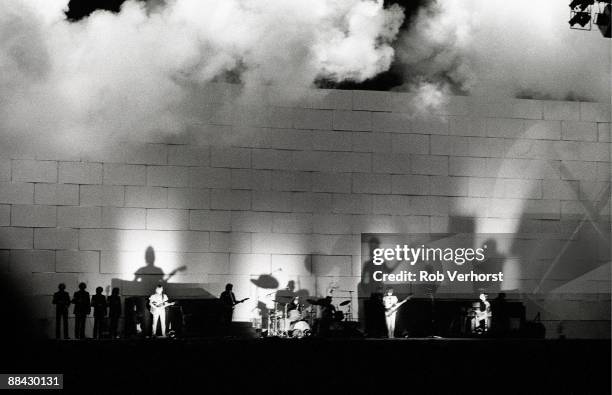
[65,0,430,91]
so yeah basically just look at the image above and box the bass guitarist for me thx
[220,283,248,335]
[149,284,174,337]
[382,288,412,338]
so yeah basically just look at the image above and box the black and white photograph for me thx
[0,0,610,393]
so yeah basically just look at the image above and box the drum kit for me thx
[266,293,355,338]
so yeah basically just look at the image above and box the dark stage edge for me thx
[3,338,610,394]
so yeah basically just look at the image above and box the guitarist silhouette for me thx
[382,288,412,338]
[220,283,249,335]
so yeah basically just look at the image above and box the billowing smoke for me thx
[0,0,403,149]
[398,0,611,102]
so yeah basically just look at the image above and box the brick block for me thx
[352,90,396,112]
[411,117,449,135]
[271,171,312,192]
[189,210,232,231]
[391,175,430,195]
[229,254,271,275]
[580,102,611,122]
[167,187,210,209]
[231,211,273,233]
[0,204,8,226]
[293,109,333,130]
[332,194,372,214]
[579,142,610,162]
[392,134,429,154]
[332,110,372,131]
[560,161,598,181]
[468,137,505,158]
[562,121,598,141]
[125,186,167,208]
[312,255,352,276]
[512,99,543,120]
[270,254,312,276]
[598,123,611,142]
[34,184,78,205]
[252,191,292,212]
[124,143,168,165]
[372,195,412,215]
[543,101,580,121]
[542,179,580,200]
[467,177,501,198]
[146,209,189,230]
[80,142,126,163]
[486,118,524,138]
[189,167,231,188]
[251,233,311,254]
[147,166,190,187]
[34,228,78,250]
[231,169,272,191]
[429,176,468,196]
[209,232,251,253]
[11,205,56,227]
[293,151,371,173]
[431,135,468,156]
[311,234,358,255]
[372,153,411,174]
[371,112,411,133]
[0,227,33,249]
[210,189,251,210]
[252,149,293,170]
[448,157,489,177]
[523,120,561,140]
[311,173,351,193]
[311,130,352,151]
[0,159,10,182]
[211,147,251,168]
[57,206,102,228]
[253,128,312,150]
[102,207,146,229]
[503,179,542,199]
[449,117,486,137]
[291,192,333,213]
[12,160,57,183]
[79,185,124,207]
[272,213,313,233]
[8,250,54,273]
[167,145,209,166]
[352,132,392,152]
[352,173,391,194]
[301,89,352,110]
[0,183,34,204]
[312,214,352,234]
[59,162,102,184]
[468,97,514,118]
[411,155,448,176]
[103,164,146,186]
[56,250,99,273]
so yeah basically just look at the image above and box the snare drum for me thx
[291,321,311,338]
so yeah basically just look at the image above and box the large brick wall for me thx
[0,83,610,338]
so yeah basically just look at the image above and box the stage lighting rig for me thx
[569,0,612,37]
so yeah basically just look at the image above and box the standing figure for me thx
[72,283,91,339]
[382,288,398,338]
[108,287,122,339]
[471,293,492,334]
[52,283,71,340]
[149,285,170,337]
[219,283,248,335]
[91,287,107,339]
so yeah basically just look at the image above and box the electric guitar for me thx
[385,295,413,317]
[150,300,176,314]
[232,297,249,307]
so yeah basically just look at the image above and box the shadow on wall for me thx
[111,246,215,299]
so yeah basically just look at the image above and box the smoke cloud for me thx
[0,0,403,149]
[398,0,611,102]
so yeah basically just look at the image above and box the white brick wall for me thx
[0,87,609,338]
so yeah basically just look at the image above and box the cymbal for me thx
[339,300,351,306]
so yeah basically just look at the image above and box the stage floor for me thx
[3,337,610,394]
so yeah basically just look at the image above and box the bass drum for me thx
[291,321,311,338]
